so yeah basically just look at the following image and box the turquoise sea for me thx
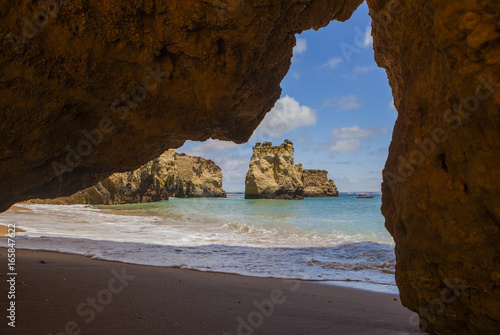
[1,194,397,293]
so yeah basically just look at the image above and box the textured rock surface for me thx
[26,150,226,205]
[164,150,226,198]
[302,170,339,197]
[368,0,500,333]
[245,140,304,200]
[0,0,363,212]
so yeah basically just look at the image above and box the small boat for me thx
[357,194,375,199]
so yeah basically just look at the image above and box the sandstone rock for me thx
[163,151,227,198]
[26,150,226,205]
[302,170,339,197]
[367,0,500,333]
[0,0,363,212]
[245,140,304,200]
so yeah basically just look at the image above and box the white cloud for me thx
[353,65,378,74]
[293,38,307,56]
[253,95,317,139]
[216,156,250,192]
[362,26,373,48]
[322,95,362,111]
[389,99,396,109]
[188,139,241,154]
[330,139,362,155]
[290,70,301,80]
[330,125,389,155]
[331,125,389,139]
[322,57,343,70]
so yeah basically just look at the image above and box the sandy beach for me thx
[0,248,422,335]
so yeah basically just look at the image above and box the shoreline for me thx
[0,248,422,334]
[13,243,399,293]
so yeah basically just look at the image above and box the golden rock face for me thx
[367,0,500,333]
[302,170,339,197]
[0,0,363,211]
[25,150,226,204]
[245,140,305,199]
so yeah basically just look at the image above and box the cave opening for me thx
[171,2,399,293]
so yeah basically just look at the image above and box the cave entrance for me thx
[174,2,398,293]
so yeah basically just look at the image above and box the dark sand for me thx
[0,249,422,335]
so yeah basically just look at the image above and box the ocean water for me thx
[0,194,398,293]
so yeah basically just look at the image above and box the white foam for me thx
[1,199,397,294]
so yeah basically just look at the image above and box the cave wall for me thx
[367,0,500,333]
[0,0,363,212]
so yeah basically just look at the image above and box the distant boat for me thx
[357,194,375,199]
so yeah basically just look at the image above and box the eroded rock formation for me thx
[165,150,227,198]
[302,170,339,197]
[245,140,304,200]
[368,0,500,333]
[0,0,363,212]
[26,150,226,205]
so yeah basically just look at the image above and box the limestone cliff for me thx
[0,0,363,212]
[27,150,226,205]
[165,151,227,199]
[302,170,339,197]
[245,140,304,200]
[368,0,500,333]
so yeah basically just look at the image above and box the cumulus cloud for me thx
[330,139,363,155]
[362,26,373,48]
[215,156,251,191]
[331,125,389,139]
[253,95,317,139]
[389,99,396,109]
[330,125,389,155]
[188,139,241,154]
[322,57,343,70]
[353,65,378,74]
[293,38,307,56]
[322,95,362,111]
[290,70,301,80]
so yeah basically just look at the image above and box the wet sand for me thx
[0,248,422,334]
[0,225,25,237]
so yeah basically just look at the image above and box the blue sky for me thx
[180,3,397,192]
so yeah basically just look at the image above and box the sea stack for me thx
[245,140,304,200]
[26,150,226,205]
[302,170,339,197]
